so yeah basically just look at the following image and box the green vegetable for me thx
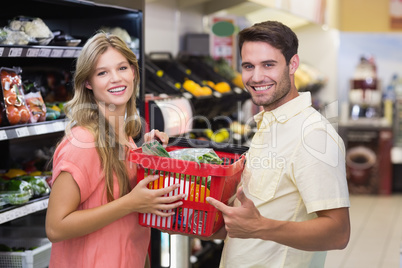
[142,140,170,158]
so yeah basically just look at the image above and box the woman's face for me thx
[86,47,135,115]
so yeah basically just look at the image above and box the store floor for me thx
[325,193,402,268]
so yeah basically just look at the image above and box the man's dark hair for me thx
[238,21,299,64]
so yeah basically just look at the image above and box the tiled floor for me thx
[325,194,402,268]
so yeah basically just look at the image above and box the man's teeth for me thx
[108,87,125,93]
[254,85,271,91]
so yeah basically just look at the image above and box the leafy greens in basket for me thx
[142,140,223,165]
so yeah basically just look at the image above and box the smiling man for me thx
[206,21,351,268]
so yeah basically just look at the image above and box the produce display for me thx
[6,16,53,45]
[0,68,31,126]
[0,175,50,207]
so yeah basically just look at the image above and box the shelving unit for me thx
[0,3,144,267]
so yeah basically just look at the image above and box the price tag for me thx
[26,48,40,57]
[50,49,64,58]
[8,47,23,57]
[35,124,48,135]
[53,121,65,132]
[63,49,76,58]
[74,50,81,58]
[38,48,51,57]
[15,126,30,137]
[0,47,4,57]
[213,91,222,98]
[0,130,7,140]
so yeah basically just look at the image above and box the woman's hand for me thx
[144,129,169,147]
[128,174,185,217]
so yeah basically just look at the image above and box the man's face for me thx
[241,41,297,111]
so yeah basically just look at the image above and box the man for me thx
[206,21,350,267]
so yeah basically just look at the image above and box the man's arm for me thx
[206,187,350,251]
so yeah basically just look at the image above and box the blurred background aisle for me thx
[326,194,402,268]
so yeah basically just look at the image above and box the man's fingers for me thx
[236,186,248,204]
[206,197,228,213]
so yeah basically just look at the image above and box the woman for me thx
[45,32,185,268]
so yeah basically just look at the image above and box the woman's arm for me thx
[46,172,185,242]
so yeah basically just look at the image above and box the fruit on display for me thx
[0,68,31,126]
[23,81,47,123]
[214,82,231,93]
[183,79,212,96]
[203,80,231,93]
[6,105,20,125]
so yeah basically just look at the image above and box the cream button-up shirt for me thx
[220,92,350,268]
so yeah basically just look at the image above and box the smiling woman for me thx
[45,32,185,268]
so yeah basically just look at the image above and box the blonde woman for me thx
[45,32,184,268]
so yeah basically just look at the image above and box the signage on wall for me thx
[390,0,402,29]
[210,17,236,68]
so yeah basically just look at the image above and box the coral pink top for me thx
[49,126,150,268]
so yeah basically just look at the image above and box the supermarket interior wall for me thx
[144,0,205,56]
[295,24,340,109]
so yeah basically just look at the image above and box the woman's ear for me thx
[85,81,92,90]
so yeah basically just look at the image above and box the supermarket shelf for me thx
[0,196,48,224]
[0,45,140,60]
[0,45,81,58]
[0,119,67,141]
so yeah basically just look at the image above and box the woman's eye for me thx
[97,71,106,76]
[120,66,128,70]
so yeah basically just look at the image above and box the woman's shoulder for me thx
[66,126,96,144]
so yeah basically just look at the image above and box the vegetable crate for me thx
[129,138,247,237]
[0,237,51,268]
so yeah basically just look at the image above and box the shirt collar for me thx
[253,91,312,129]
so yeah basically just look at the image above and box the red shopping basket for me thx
[129,138,246,237]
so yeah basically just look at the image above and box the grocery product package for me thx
[0,179,33,206]
[0,67,30,126]
[142,140,223,165]
[24,91,47,123]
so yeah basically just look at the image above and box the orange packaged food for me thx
[0,67,30,126]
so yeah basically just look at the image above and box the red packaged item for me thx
[24,91,47,123]
[0,67,30,125]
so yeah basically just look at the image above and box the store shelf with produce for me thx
[0,119,67,141]
[0,196,48,225]
[0,0,144,245]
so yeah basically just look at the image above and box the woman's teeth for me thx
[108,86,126,93]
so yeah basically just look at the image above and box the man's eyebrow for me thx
[261,60,277,65]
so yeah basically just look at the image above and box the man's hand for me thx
[206,186,262,238]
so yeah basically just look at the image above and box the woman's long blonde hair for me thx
[64,31,141,202]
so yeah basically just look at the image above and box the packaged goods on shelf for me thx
[0,67,31,126]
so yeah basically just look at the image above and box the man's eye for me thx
[243,65,253,69]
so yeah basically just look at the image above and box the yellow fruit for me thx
[51,105,61,112]
[214,82,231,93]
[5,169,27,178]
[29,171,42,176]
[183,80,211,96]
[200,86,212,95]
[231,73,244,88]
[206,80,215,89]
